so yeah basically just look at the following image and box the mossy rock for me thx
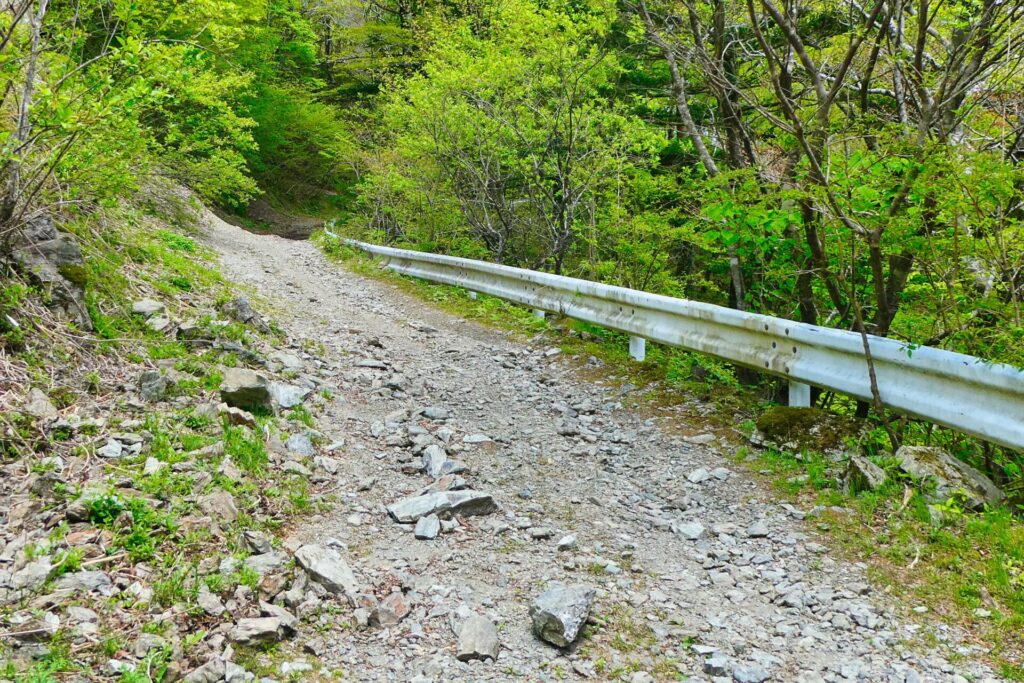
[753,406,860,454]
[58,263,88,289]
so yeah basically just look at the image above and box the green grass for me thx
[224,424,269,473]
[743,445,1024,677]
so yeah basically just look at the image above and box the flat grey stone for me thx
[294,544,359,596]
[387,490,497,523]
[414,514,440,540]
[457,614,500,661]
[270,382,310,409]
[132,299,165,317]
[285,433,315,457]
[746,521,770,538]
[229,617,283,644]
[673,521,706,540]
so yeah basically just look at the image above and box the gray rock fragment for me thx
[456,614,500,661]
[896,445,1004,509]
[673,521,706,540]
[285,433,315,457]
[270,382,310,409]
[529,582,596,647]
[843,455,887,494]
[229,617,284,644]
[387,490,497,523]
[139,370,168,402]
[219,367,273,412]
[294,544,359,596]
[23,388,58,421]
[183,658,226,683]
[132,299,165,318]
[414,514,441,540]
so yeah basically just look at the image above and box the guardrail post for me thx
[788,381,811,408]
[533,309,546,320]
[467,291,477,300]
[629,336,646,362]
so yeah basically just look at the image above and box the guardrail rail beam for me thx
[344,238,1024,451]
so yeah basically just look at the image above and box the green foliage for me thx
[224,424,268,473]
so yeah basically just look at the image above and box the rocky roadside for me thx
[198,212,1008,683]
[2,197,373,682]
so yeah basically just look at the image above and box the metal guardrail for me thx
[342,237,1024,451]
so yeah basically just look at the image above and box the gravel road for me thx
[203,212,1002,683]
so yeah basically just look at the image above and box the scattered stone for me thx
[285,433,315,457]
[711,467,731,480]
[219,404,257,427]
[198,585,225,616]
[199,490,238,524]
[422,444,448,478]
[8,611,59,641]
[133,633,167,658]
[843,455,888,494]
[270,382,310,409]
[456,614,500,661]
[244,530,273,554]
[183,658,226,683]
[260,600,299,633]
[556,535,577,551]
[229,617,284,644]
[135,370,167,403]
[746,520,770,538]
[12,558,52,592]
[147,316,172,333]
[370,592,411,627]
[387,490,497,523]
[280,661,313,676]
[97,439,123,458]
[132,298,165,318]
[12,218,91,329]
[143,456,166,475]
[23,388,58,421]
[529,582,596,647]
[244,551,288,575]
[704,655,731,676]
[896,445,1004,509]
[687,468,711,484]
[414,514,441,540]
[54,570,114,595]
[222,296,269,332]
[219,367,273,412]
[673,521,705,540]
[269,350,304,371]
[294,544,359,596]
[733,664,771,683]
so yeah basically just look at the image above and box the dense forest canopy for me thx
[1,0,1023,422]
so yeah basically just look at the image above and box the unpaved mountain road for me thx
[203,212,1001,683]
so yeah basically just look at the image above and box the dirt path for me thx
[202,213,1000,683]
